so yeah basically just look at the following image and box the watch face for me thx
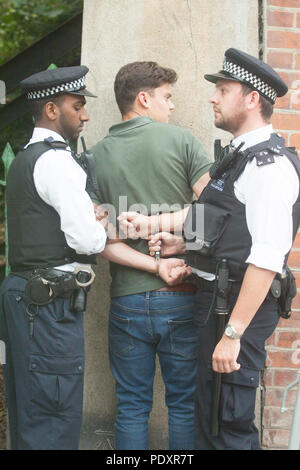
[225,325,240,339]
[225,326,232,336]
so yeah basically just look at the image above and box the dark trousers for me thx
[0,275,85,450]
[194,290,280,450]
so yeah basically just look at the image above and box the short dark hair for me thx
[114,61,178,115]
[29,95,64,121]
[241,83,273,121]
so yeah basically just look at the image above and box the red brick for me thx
[275,330,300,348]
[290,77,300,111]
[277,71,300,88]
[291,292,300,309]
[288,249,300,266]
[292,98,300,111]
[265,12,300,452]
[274,368,300,387]
[275,92,291,109]
[266,349,300,368]
[263,368,274,386]
[268,50,293,69]
[268,9,294,28]
[291,90,300,111]
[272,113,300,131]
[268,0,300,7]
[288,251,300,269]
[292,232,300,249]
[263,406,294,428]
[268,31,300,49]
[278,311,300,329]
[296,53,300,69]
[293,270,300,288]
[265,387,297,407]
[262,428,289,448]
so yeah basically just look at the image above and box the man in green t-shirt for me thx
[92,61,211,450]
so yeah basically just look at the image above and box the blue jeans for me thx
[109,291,197,450]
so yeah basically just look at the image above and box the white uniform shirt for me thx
[25,127,107,271]
[194,124,299,279]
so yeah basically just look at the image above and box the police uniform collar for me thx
[20,66,97,101]
[24,127,68,150]
[231,124,273,151]
[204,48,288,104]
[246,133,286,158]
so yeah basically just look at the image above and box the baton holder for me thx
[210,259,229,437]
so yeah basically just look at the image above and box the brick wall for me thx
[263,0,300,449]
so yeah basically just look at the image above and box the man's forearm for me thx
[154,206,189,234]
[100,241,189,286]
[228,264,276,336]
[101,241,157,273]
[212,264,277,373]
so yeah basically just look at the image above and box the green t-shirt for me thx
[92,116,211,297]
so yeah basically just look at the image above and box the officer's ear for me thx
[44,101,60,121]
[245,90,261,111]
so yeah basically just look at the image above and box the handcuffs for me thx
[25,266,95,306]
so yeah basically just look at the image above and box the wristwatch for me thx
[224,324,242,340]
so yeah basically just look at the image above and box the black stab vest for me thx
[185,134,300,281]
[6,139,96,272]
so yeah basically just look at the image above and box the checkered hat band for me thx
[223,59,277,102]
[27,77,85,100]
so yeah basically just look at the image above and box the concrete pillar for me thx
[80,0,259,450]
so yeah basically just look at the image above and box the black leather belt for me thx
[12,268,71,281]
[11,267,95,306]
[192,275,241,295]
[156,283,197,293]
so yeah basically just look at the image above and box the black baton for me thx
[210,259,229,436]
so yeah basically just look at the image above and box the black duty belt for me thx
[11,266,95,306]
[191,275,241,295]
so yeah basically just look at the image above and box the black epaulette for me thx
[247,133,286,167]
[43,136,69,150]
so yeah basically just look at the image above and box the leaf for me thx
[46,9,65,18]
[47,63,58,70]
[1,143,15,179]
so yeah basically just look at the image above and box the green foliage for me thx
[0,0,83,229]
[0,0,83,65]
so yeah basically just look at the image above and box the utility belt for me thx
[12,266,95,313]
[191,265,296,320]
[192,275,240,295]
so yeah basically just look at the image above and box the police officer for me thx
[119,49,300,449]
[187,49,300,450]
[0,66,107,450]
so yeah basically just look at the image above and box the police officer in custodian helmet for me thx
[0,66,107,449]
[187,48,300,449]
